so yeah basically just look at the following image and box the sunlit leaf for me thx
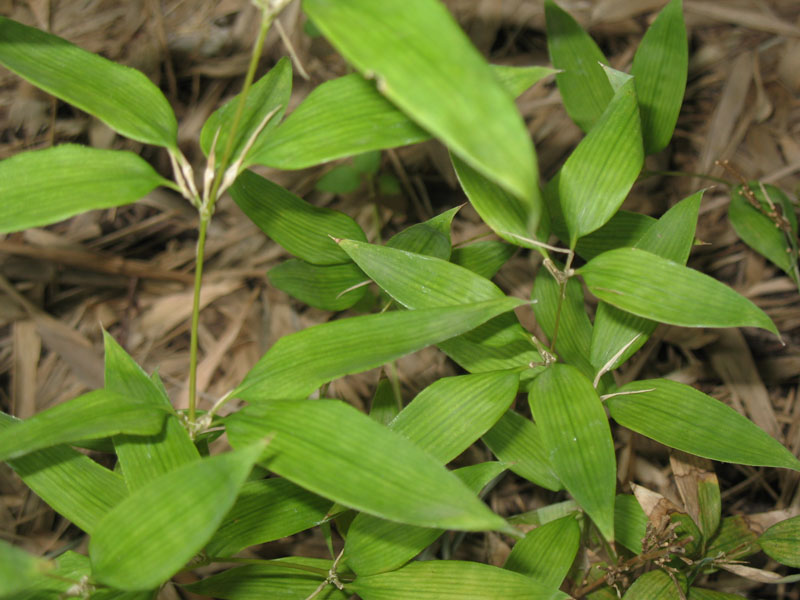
[348,560,569,600]
[575,210,656,261]
[504,515,580,589]
[609,379,800,470]
[369,378,400,426]
[234,297,525,402]
[529,365,616,541]
[578,247,779,337]
[0,145,172,233]
[545,0,612,131]
[90,444,265,591]
[231,170,366,265]
[0,18,177,148]
[622,569,686,599]
[0,540,51,597]
[759,515,800,568]
[268,260,367,311]
[615,494,648,554]
[631,0,688,154]
[451,241,516,279]
[304,0,538,202]
[227,400,513,532]
[493,65,557,97]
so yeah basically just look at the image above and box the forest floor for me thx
[1,1,799,598]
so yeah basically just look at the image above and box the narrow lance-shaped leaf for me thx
[529,364,617,541]
[348,560,569,600]
[615,494,649,554]
[0,17,177,148]
[267,260,367,311]
[578,247,780,337]
[227,399,514,533]
[758,515,800,568]
[547,73,644,247]
[234,297,525,402]
[575,210,656,261]
[304,0,538,202]
[451,241,517,279]
[483,410,562,492]
[0,145,173,234]
[10,551,92,600]
[608,379,800,470]
[252,64,546,170]
[0,540,52,597]
[623,569,686,599]
[90,443,266,591]
[545,0,613,132]
[590,190,702,371]
[504,515,581,589]
[631,0,688,155]
[0,412,127,534]
[202,57,292,165]
[344,462,507,576]
[231,169,366,265]
[0,390,167,461]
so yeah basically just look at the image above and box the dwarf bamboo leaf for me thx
[201,57,292,165]
[304,0,538,202]
[451,241,517,279]
[344,462,506,576]
[529,365,617,541]
[0,390,168,461]
[0,540,51,597]
[547,75,643,247]
[0,17,177,148]
[11,551,91,600]
[104,332,199,490]
[623,569,686,599]
[90,443,265,591]
[631,0,688,155]
[608,379,800,470]
[348,560,569,600]
[452,153,546,250]
[688,590,749,600]
[615,494,649,554]
[493,65,558,97]
[0,412,127,534]
[227,399,513,532]
[183,558,347,600]
[386,224,451,259]
[268,260,367,311]
[758,515,800,568]
[579,247,779,336]
[545,0,613,132]
[231,170,366,265]
[483,410,562,492]
[504,515,581,588]
[0,145,173,234]
[205,478,332,557]
[590,191,702,371]
[575,210,656,260]
[234,297,525,402]
[387,371,519,464]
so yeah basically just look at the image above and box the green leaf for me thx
[689,590,748,600]
[545,0,612,132]
[183,558,347,600]
[493,65,558,97]
[231,170,366,265]
[614,494,648,554]
[575,210,656,261]
[631,0,688,155]
[529,364,616,541]
[353,150,382,175]
[729,182,799,282]
[705,514,761,562]
[12,551,90,600]
[348,560,569,600]
[90,444,265,591]
[304,0,537,202]
[316,164,363,194]
[233,297,525,402]
[608,379,800,470]
[547,76,644,246]
[201,57,292,164]
[268,260,367,311]
[578,247,779,336]
[482,410,562,492]
[504,515,580,588]
[590,191,702,371]
[0,17,177,148]
[103,332,199,490]
[205,478,332,557]
[452,153,546,250]
[507,500,578,527]
[451,241,516,279]
[622,569,685,599]
[343,462,506,576]
[251,65,539,171]
[0,145,172,234]
[0,390,167,461]
[227,399,512,532]
[758,515,800,567]
[369,377,401,426]
[0,412,127,534]
[0,540,51,597]
[386,224,450,260]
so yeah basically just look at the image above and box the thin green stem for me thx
[187,215,209,428]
